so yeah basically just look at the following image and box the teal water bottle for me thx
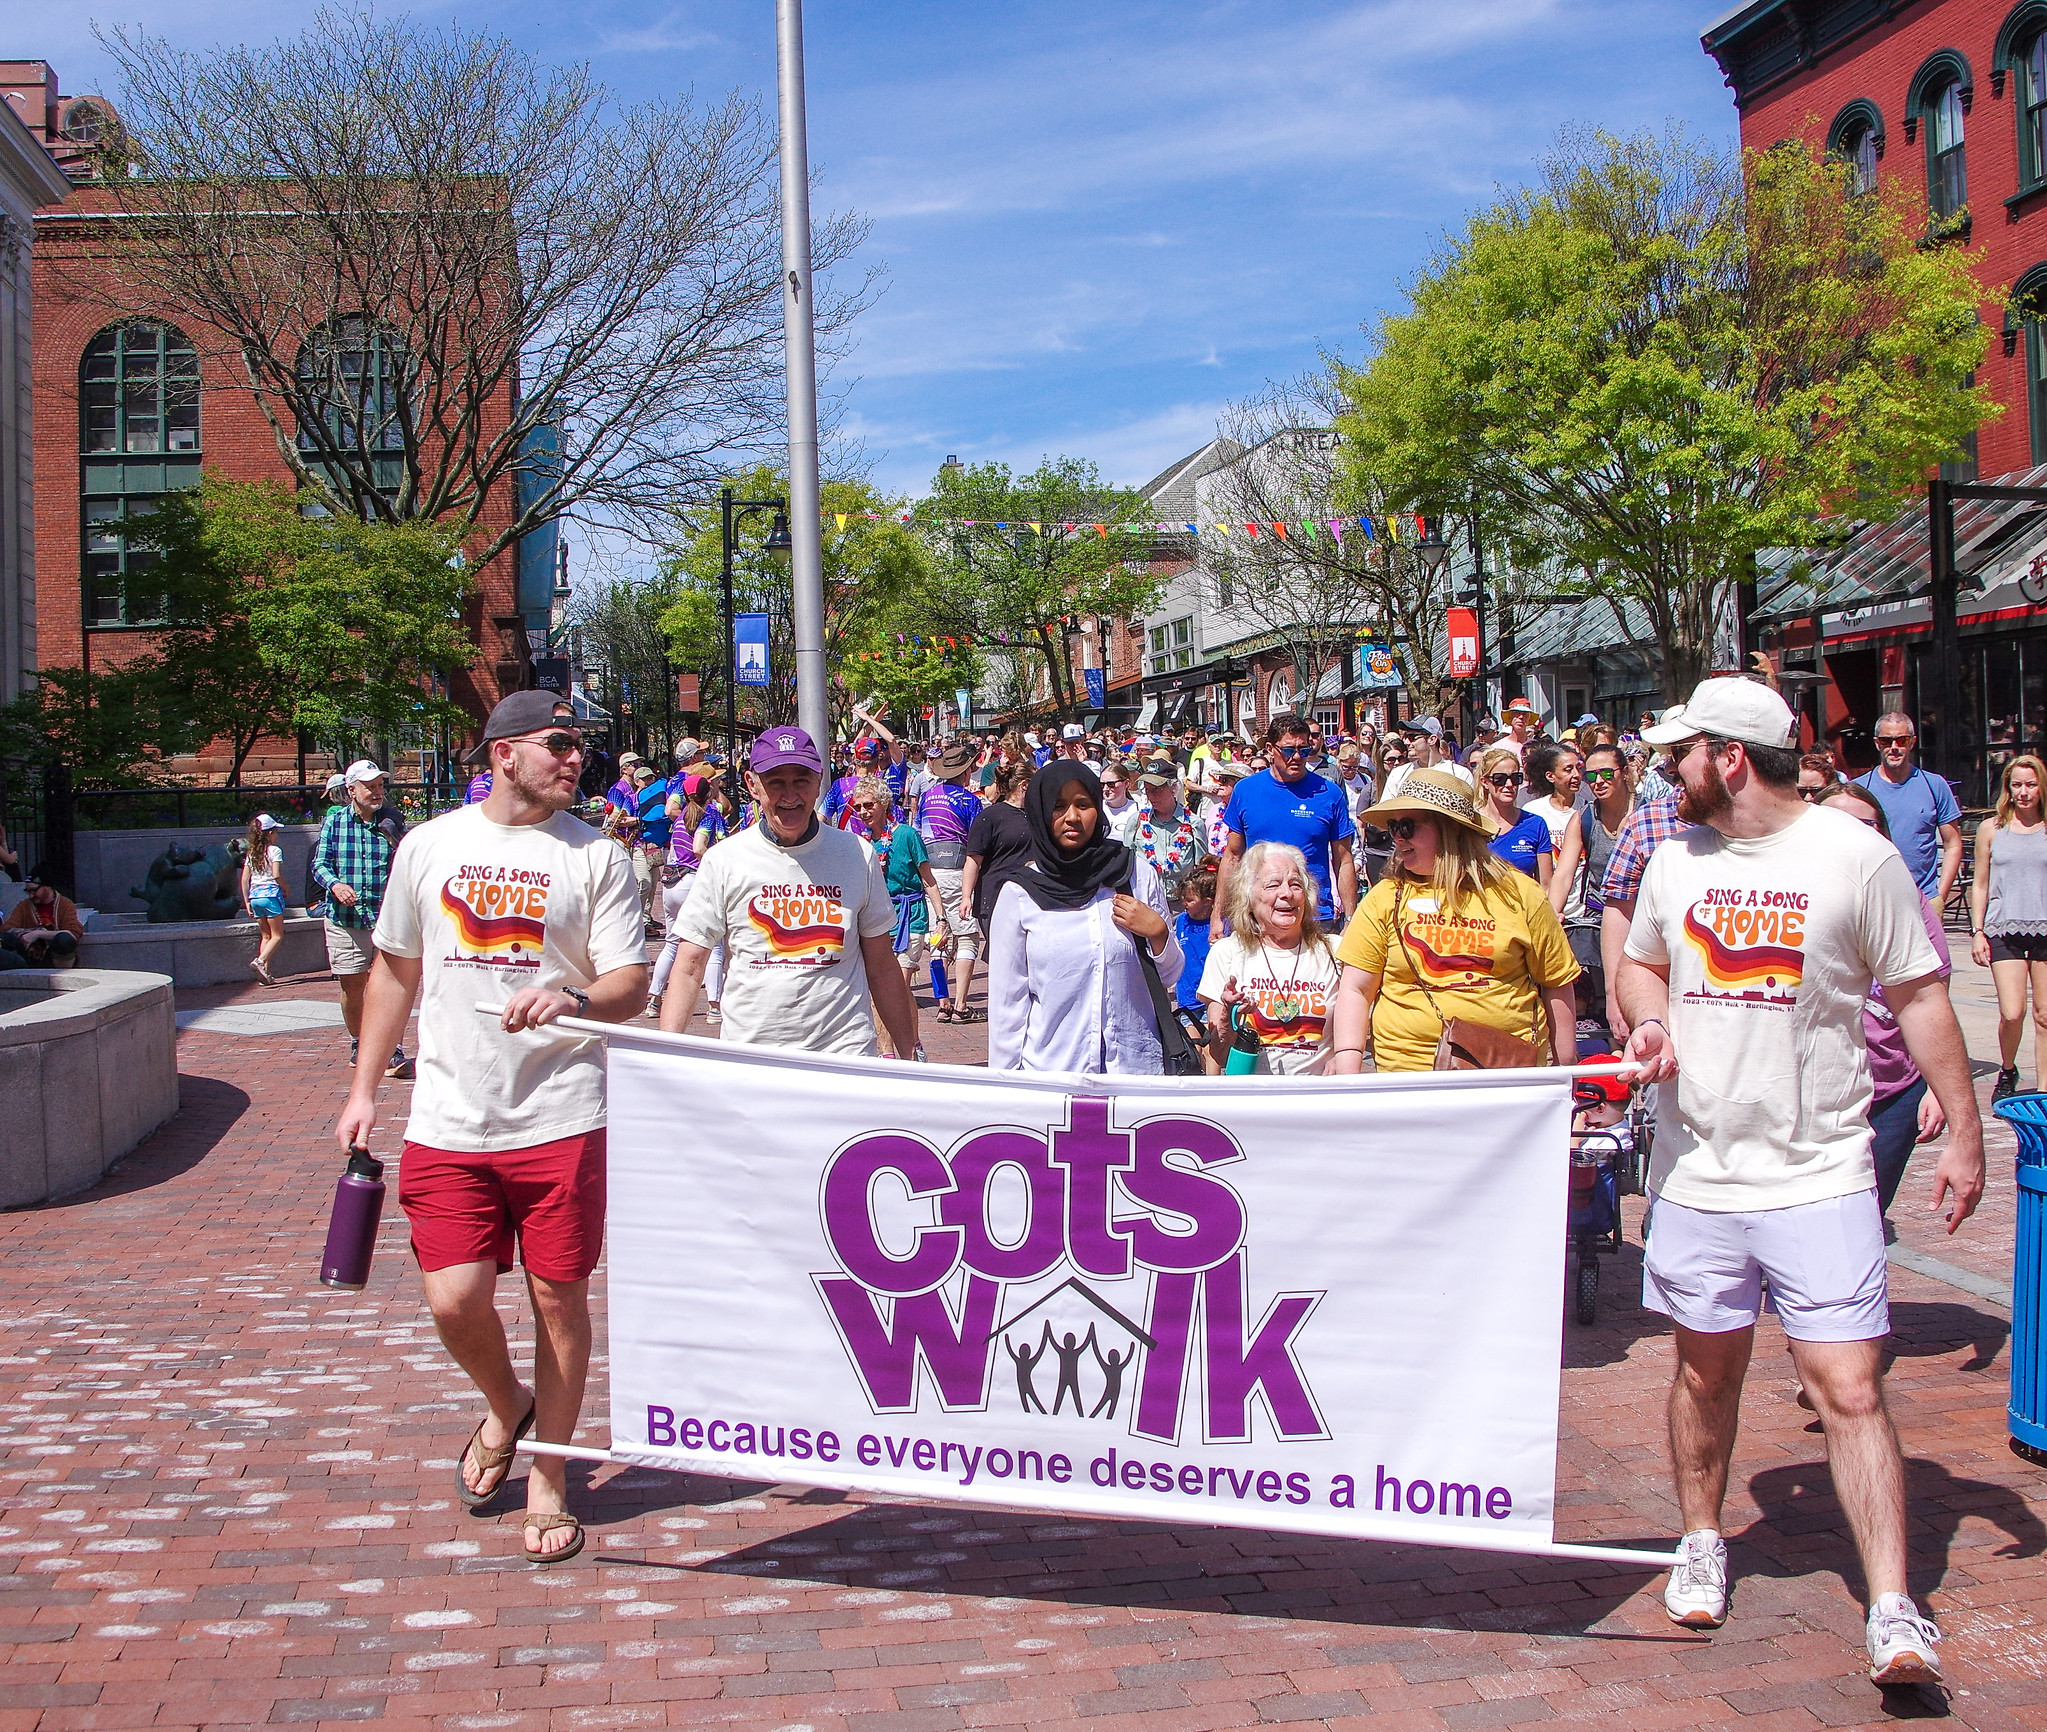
[1223,1004,1261,1075]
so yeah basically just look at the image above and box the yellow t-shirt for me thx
[1335,868,1581,1072]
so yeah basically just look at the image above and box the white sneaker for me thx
[1866,1593,1942,1684]
[1664,1528,1729,1628]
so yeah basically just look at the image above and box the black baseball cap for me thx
[465,690,577,763]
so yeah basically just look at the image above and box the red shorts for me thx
[397,1129,606,1282]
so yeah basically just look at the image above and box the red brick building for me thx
[1704,0,2047,792]
[3,59,532,781]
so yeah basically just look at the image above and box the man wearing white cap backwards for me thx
[1616,676,1982,1683]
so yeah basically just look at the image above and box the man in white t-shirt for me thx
[334,690,648,1567]
[1381,717,1474,798]
[660,726,917,1057]
[1617,678,1982,1684]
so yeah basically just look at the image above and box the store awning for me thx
[1138,656,1246,698]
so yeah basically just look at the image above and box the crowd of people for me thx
[319,676,2007,1688]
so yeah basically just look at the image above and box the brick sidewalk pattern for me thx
[0,959,2044,1730]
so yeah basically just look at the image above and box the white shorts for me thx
[1642,1189,1888,1342]
[324,919,376,976]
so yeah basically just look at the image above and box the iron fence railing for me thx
[69,781,471,834]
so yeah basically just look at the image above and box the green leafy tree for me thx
[655,468,947,739]
[0,663,192,789]
[910,458,1164,720]
[112,476,474,782]
[1335,126,1997,698]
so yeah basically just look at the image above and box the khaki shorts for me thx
[325,919,376,976]
[896,933,932,969]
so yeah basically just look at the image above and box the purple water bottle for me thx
[319,1146,386,1290]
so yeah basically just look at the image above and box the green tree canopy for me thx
[1334,126,1998,697]
[55,476,475,782]
[653,468,949,741]
[909,458,1164,720]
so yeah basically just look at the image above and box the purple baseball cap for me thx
[748,726,824,774]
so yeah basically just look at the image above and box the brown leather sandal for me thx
[455,1399,535,1509]
[520,1510,584,1565]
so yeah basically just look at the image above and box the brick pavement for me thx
[1,953,2044,1730]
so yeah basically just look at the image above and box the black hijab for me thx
[1017,762,1135,912]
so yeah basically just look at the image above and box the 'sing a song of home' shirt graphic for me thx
[439,865,550,970]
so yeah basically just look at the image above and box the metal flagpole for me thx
[777,0,829,751]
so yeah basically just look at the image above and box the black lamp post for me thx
[721,487,792,760]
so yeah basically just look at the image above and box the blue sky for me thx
[37,1,1742,503]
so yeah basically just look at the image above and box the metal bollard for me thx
[1994,1093,2047,1466]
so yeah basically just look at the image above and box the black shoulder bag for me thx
[1132,933,1206,1077]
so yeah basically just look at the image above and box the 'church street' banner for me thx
[599,1030,1671,1566]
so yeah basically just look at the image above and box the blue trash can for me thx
[1993,1092,2047,1466]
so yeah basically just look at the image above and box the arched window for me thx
[2016,265,2047,465]
[1996,2,2047,189]
[294,316,409,500]
[2025,34,2047,186]
[79,321,200,627]
[1928,80,1968,215]
[1827,99,1885,195]
[1907,50,1974,222]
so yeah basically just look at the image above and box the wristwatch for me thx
[561,986,591,1016]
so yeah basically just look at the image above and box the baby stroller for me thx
[1568,1057,1649,1326]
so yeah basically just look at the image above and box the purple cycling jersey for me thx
[917,781,981,848]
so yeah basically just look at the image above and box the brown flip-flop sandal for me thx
[455,1399,535,1509]
[520,1510,584,1565]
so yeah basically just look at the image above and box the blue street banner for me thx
[735,613,771,687]
[596,1031,1676,1567]
[955,688,974,727]
[1084,667,1107,709]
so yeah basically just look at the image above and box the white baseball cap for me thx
[253,813,281,831]
[1061,723,1086,741]
[343,759,386,785]
[1640,680,1797,750]
[324,772,347,796]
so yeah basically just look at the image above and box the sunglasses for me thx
[1875,736,1913,749]
[1486,772,1523,788]
[1273,744,1310,759]
[522,731,585,756]
[1388,818,1423,840]
[1585,769,1619,782]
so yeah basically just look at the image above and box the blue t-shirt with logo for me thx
[1220,767,1356,919]
[1853,766,1960,896]
[1487,810,1553,878]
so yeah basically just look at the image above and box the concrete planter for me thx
[0,970,178,1207]
[79,910,329,987]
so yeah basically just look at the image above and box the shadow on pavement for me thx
[29,1074,250,1210]
[568,1465,1680,1638]
[1742,1455,2047,1607]
[1887,1298,2010,1374]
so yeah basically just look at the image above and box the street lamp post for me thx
[776,0,828,750]
[720,487,792,760]
[1413,520,1452,726]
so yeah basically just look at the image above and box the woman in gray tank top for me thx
[1970,753,2047,1100]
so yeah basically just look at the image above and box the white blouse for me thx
[986,857,1183,1075]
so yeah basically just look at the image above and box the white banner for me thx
[600,1030,1668,1565]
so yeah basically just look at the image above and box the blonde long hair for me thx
[1222,841,1333,954]
[1995,754,2047,828]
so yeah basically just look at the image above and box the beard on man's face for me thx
[1676,751,1733,825]
[503,746,576,811]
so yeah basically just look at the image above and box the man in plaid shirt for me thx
[1598,788,1692,1038]
[313,761,411,1077]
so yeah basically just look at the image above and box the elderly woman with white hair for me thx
[1197,841,1341,1075]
